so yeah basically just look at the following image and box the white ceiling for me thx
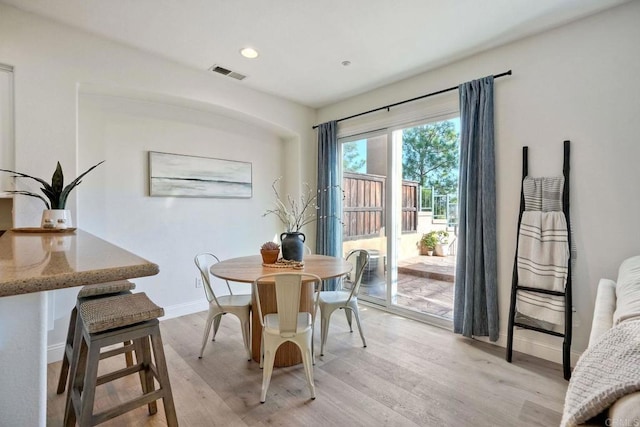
[1,0,631,108]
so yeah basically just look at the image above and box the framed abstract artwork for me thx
[148,151,252,198]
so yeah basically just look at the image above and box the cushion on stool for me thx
[80,292,164,333]
[77,280,136,298]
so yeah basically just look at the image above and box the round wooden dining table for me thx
[210,254,352,367]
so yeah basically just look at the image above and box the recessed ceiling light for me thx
[240,47,259,59]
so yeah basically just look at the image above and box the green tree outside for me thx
[343,140,366,173]
[402,120,459,195]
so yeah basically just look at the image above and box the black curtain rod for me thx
[312,69,512,129]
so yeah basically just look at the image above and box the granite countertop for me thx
[0,229,159,297]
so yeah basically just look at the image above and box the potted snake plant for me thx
[0,160,104,228]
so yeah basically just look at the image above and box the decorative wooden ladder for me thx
[506,140,573,380]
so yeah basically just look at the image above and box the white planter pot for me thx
[41,209,72,229]
[434,243,449,257]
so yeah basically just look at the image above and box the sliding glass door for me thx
[341,131,389,305]
[340,117,459,324]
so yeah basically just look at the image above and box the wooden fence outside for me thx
[343,172,418,241]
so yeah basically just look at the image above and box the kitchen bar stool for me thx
[57,280,137,394]
[64,292,177,427]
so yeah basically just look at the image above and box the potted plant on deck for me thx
[434,230,450,257]
[418,232,438,256]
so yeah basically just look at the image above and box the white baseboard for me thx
[488,331,583,366]
[161,299,208,321]
[47,299,208,364]
[48,342,66,365]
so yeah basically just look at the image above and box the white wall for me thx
[318,1,640,362]
[0,3,317,364]
[76,92,283,309]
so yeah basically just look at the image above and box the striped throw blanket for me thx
[523,176,564,212]
[516,211,569,325]
[516,175,570,326]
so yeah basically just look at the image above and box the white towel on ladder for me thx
[516,211,569,325]
[516,291,566,326]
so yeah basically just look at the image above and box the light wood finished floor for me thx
[47,305,568,426]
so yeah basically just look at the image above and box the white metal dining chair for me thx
[319,249,370,356]
[194,253,252,360]
[253,272,322,403]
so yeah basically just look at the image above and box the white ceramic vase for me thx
[41,209,72,229]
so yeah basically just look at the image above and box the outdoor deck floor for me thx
[360,254,456,320]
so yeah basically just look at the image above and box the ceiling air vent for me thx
[208,65,246,81]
